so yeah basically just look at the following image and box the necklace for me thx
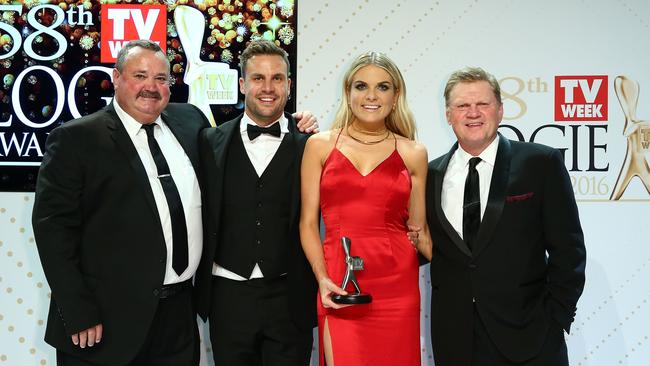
[346,126,391,145]
[350,123,388,136]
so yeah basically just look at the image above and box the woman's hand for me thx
[319,277,351,310]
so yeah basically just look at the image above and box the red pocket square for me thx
[506,192,534,203]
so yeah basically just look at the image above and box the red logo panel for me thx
[100,5,167,63]
[555,75,608,122]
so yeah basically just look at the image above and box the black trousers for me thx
[471,308,568,366]
[209,275,313,366]
[57,285,199,366]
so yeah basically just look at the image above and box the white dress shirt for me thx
[212,112,289,280]
[441,136,499,240]
[114,100,202,285]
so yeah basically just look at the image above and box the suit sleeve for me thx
[188,103,212,129]
[542,148,586,333]
[32,126,101,335]
[194,127,217,321]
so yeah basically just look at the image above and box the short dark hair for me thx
[444,67,501,107]
[239,40,290,78]
[115,40,167,72]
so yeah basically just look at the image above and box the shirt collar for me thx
[113,99,163,138]
[456,135,499,168]
[239,112,289,135]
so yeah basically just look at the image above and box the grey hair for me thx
[114,40,167,72]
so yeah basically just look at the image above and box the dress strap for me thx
[334,127,344,147]
[392,131,398,150]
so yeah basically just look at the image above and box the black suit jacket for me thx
[194,113,317,331]
[426,133,586,366]
[32,103,209,365]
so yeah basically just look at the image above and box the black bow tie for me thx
[247,122,281,140]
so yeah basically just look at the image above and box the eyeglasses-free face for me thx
[112,47,171,124]
[446,81,503,156]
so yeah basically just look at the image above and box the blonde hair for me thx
[444,67,501,107]
[331,52,416,140]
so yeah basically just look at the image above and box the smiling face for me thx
[348,65,398,127]
[446,80,503,156]
[239,54,291,126]
[112,47,170,124]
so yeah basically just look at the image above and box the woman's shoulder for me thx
[306,129,340,153]
[395,137,428,175]
[308,129,340,144]
[395,136,427,158]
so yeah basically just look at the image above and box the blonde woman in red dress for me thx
[300,52,432,365]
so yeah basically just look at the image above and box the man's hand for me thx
[407,225,421,249]
[71,324,103,348]
[408,225,433,260]
[293,111,319,134]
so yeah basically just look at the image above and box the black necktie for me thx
[142,123,188,276]
[463,157,482,251]
[247,122,281,140]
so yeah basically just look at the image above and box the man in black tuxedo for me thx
[195,40,317,366]
[424,67,586,366]
[32,40,210,365]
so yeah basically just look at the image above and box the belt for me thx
[153,279,192,299]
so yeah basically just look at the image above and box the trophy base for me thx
[332,293,372,304]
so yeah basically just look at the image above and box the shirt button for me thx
[468,263,477,270]
[257,202,263,208]
[256,240,261,245]
[257,183,263,189]
[256,220,261,226]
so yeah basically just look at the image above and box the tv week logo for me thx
[100,4,167,63]
[555,76,608,122]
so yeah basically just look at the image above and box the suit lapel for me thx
[161,109,199,173]
[208,117,240,230]
[435,143,472,257]
[105,105,159,219]
[472,134,511,257]
[286,113,307,231]
[212,117,240,173]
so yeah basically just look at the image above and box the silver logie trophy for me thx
[331,237,372,304]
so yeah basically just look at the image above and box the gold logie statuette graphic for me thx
[174,6,238,127]
[610,76,650,200]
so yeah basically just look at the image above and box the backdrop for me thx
[1,1,649,365]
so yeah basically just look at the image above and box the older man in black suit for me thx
[423,67,586,366]
[32,40,209,366]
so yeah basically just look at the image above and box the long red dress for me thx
[318,138,421,365]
